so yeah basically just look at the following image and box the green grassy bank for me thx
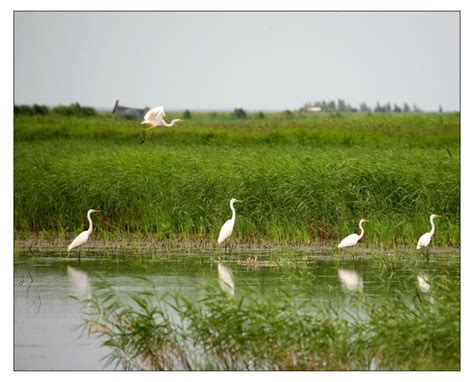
[14,112,460,246]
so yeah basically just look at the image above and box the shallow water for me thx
[14,249,460,370]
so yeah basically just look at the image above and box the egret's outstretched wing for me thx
[143,106,166,125]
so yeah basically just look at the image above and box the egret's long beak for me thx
[364,219,371,223]
[93,210,101,213]
[235,199,243,203]
[435,214,442,218]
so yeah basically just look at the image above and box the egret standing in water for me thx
[337,219,370,249]
[217,198,242,253]
[140,106,183,144]
[67,209,100,258]
[416,214,441,250]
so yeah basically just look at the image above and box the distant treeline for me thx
[301,99,430,113]
[14,103,96,117]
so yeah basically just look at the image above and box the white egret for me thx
[217,198,242,252]
[338,269,363,292]
[140,106,183,144]
[217,263,235,297]
[67,209,100,256]
[337,219,370,249]
[416,214,441,250]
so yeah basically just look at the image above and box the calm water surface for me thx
[14,250,459,370]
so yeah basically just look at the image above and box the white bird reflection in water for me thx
[338,269,363,292]
[218,263,235,297]
[417,275,431,294]
[67,266,92,300]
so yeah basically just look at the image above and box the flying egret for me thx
[140,106,183,144]
[416,214,441,250]
[337,219,370,249]
[67,209,100,257]
[217,198,242,253]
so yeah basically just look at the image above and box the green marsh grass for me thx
[14,112,459,246]
[79,265,459,370]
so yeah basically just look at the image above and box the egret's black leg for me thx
[140,130,147,144]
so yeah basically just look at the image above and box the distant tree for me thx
[337,99,347,112]
[374,102,383,112]
[359,102,372,113]
[438,105,443,113]
[327,101,336,111]
[32,104,49,115]
[233,108,247,119]
[347,103,358,113]
[256,111,265,119]
[412,104,423,112]
[14,105,34,116]
[183,109,192,119]
[53,102,96,117]
[403,103,411,112]
[300,102,310,112]
[393,104,402,112]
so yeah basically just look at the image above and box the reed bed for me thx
[14,112,459,246]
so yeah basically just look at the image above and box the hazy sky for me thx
[14,11,459,111]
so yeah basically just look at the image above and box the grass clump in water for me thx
[79,273,459,370]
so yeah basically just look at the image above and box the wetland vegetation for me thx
[14,111,460,371]
[14,111,459,247]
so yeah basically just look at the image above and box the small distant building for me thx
[307,106,322,113]
[112,100,150,120]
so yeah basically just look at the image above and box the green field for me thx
[14,112,460,247]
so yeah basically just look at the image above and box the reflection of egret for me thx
[67,266,92,299]
[338,269,363,291]
[218,263,235,297]
[417,214,441,250]
[217,198,242,253]
[67,209,100,258]
[337,219,370,249]
[140,106,183,144]
[417,275,430,293]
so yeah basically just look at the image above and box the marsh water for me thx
[14,249,460,370]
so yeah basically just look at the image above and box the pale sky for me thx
[14,11,459,111]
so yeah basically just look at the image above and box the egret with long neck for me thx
[67,209,100,257]
[217,198,242,253]
[140,105,183,143]
[417,214,441,250]
[337,219,370,249]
